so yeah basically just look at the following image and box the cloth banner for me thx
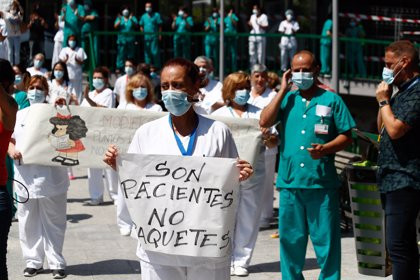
[19,104,262,169]
[117,153,240,257]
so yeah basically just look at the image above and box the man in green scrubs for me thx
[224,7,239,72]
[171,7,194,59]
[345,19,366,78]
[62,0,85,48]
[139,2,163,68]
[320,18,332,76]
[81,0,99,64]
[204,8,220,72]
[114,6,138,72]
[260,50,356,280]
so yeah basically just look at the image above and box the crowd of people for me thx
[0,1,419,280]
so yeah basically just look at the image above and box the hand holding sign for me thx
[104,144,118,170]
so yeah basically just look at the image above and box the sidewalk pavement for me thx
[7,168,392,279]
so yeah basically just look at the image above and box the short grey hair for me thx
[194,56,213,68]
[251,64,267,74]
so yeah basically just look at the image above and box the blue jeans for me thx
[0,187,12,280]
[381,187,420,280]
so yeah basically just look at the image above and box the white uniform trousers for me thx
[260,153,277,225]
[280,44,297,71]
[17,192,67,270]
[140,260,230,280]
[87,168,118,202]
[248,38,266,66]
[116,181,133,231]
[69,78,83,104]
[231,184,265,268]
[51,41,62,69]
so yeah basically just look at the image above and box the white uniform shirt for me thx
[212,105,266,189]
[249,13,268,42]
[13,107,70,199]
[248,87,278,155]
[194,79,223,115]
[278,20,299,47]
[128,114,238,267]
[26,66,48,77]
[123,102,163,112]
[58,47,87,81]
[114,75,129,108]
[81,88,114,108]
[48,79,76,105]
[54,15,65,43]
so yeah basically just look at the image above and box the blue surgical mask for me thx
[382,61,403,85]
[92,78,105,90]
[67,0,75,6]
[14,75,22,85]
[68,40,76,49]
[162,90,191,116]
[34,59,43,69]
[212,12,218,18]
[150,72,158,79]
[178,10,184,17]
[132,87,148,101]
[27,89,45,104]
[54,70,64,80]
[122,9,129,17]
[125,66,134,76]
[233,89,250,105]
[292,72,314,90]
[146,7,152,13]
[252,9,258,15]
[199,67,209,80]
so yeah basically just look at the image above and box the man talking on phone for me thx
[260,50,355,280]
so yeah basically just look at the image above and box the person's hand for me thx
[376,81,392,103]
[237,158,253,182]
[8,148,22,161]
[172,14,177,21]
[104,144,118,170]
[83,85,90,99]
[307,143,325,160]
[279,69,292,93]
[183,13,188,19]
[69,93,78,105]
[54,97,67,106]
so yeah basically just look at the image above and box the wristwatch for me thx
[379,100,390,108]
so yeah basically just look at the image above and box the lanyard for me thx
[169,116,198,156]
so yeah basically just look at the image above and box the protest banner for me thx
[117,153,240,257]
[19,104,262,169]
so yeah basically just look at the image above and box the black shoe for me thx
[52,269,66,279]
[23,267,43,277]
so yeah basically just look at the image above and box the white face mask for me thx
[286,14,293,21]
[27,89,46,104]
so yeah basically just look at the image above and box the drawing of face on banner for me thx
[48,103,88,166]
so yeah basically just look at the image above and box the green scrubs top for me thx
[224,13,239,33]
[204,17,220,43]
[276,88,355,189]
[174,16,194,33]
[115,16,138,44]
[139,12,162,40]
[320,19,332,45]
[81,10,98,34]
[13,90,30,110]
[63,4,85,44]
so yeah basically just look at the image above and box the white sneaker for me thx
[234,266,249,277]
[86,198,103,206]
[230,265,235,276]
[119,228,131,236]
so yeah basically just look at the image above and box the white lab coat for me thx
[81,88,118,202]
[26,66,48,78]
[0,18,8,60]
[59,46,87,103]
[52,15,65,68]
[114,74,129,108]
[13,107,69,270]
[194,79,223,115]
[115,102,162,233]
[248,87,278,224]
[128,114,238,280]
[248,13,268,66]
[278,19,300,71]
[212,105,266,268]
[47,79,77,105]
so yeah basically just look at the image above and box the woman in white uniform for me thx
[8,75,69,279]
[81,66,117,205]
[116,73,162,236]
[26,53,48,78]
[104,58,253,280]
[48,61,78,105]
[212,72,267,277]
[248,64,279,229]
[59,34,87,103]
[114,59,137,109]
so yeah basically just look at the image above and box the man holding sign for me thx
[104,58,253,280]
[260,50,355,280]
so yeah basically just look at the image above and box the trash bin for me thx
[346,164,392,277]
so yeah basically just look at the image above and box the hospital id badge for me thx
[315,124,329,135]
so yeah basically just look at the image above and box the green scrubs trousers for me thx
[279,188,341,280]
[144,37,160,68]
[320,44,331,74]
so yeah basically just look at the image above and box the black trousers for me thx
[381,187,420,280]
[0,187,12,280]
